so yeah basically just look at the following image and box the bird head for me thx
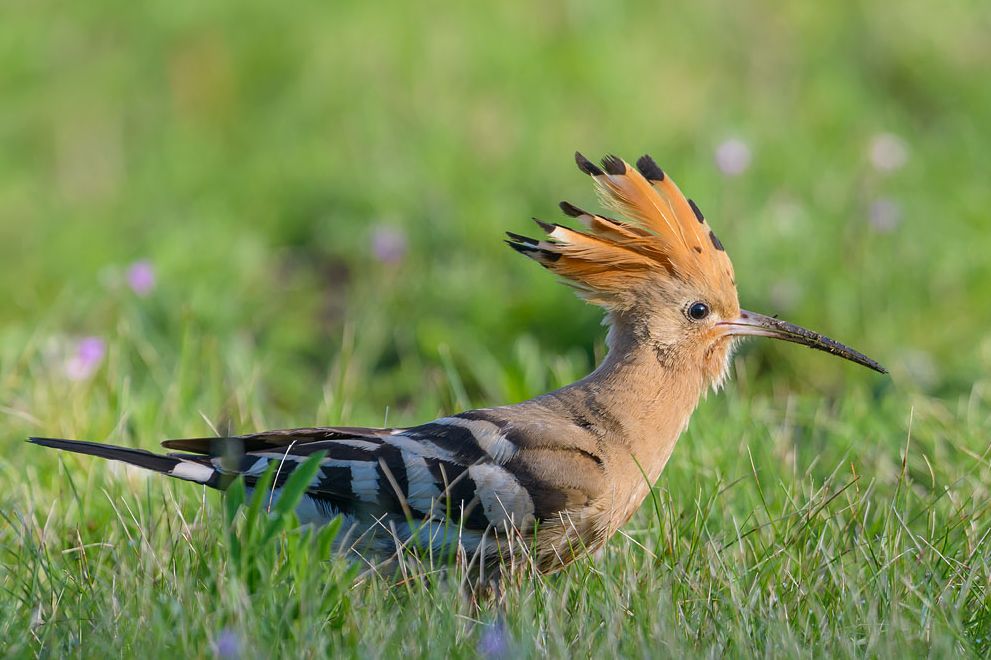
[507,152,886,389]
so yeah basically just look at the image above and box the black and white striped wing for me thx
[30,410,595,564]
[162,415,541,538]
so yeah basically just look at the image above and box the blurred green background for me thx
[3,0,990,433]
[4,1,991,655]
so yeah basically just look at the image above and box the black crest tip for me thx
[506,240,533,255]
[532,218,556,234]
[575,152,604,176]
[709,230,725,251]
[506,231,538,246]
[635,154,665,181]
[558,201,585,218]
[688,198,704,222]
[507,241,561,262]
[600,154,626,176]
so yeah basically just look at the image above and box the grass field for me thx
[2,0,990,656]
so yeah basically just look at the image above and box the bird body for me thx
[31,152,885,578]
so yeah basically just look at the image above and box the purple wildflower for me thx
[868,198,902,233]
[213,628,241,659]
[65,337,106,381]
[478,620,510,659]
[868,133,908,173]
[371,225,408,264]
[714,138,752,177]
[126,260,156,296]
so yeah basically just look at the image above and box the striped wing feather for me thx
[160,426,396,453]
[161,416,540,535]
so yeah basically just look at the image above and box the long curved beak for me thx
[718,310,887,374]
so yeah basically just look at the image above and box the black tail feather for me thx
[28,437,220,486]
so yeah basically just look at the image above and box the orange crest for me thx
[508,153,737,310]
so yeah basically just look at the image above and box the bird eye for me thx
[686,301,711,321]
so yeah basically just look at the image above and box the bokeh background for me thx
[3,0,989,431]
[2,0,991,654]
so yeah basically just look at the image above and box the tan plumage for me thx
[30,151,886,582]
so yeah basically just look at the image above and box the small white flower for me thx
[714,138,752,177]
[901,349,939,388]
[868,133,908,172]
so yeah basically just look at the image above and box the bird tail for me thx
[28,437,223,487]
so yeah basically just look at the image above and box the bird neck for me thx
[573,315,708,481]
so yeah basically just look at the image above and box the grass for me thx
[2,0,991,656]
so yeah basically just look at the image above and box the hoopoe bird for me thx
[31,152,885,578]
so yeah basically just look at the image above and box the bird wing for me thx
[161,421,505,531]
[29,414,542,535]
[210,416,542,532]
[31,411,587,538]
[159,425,398,453]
